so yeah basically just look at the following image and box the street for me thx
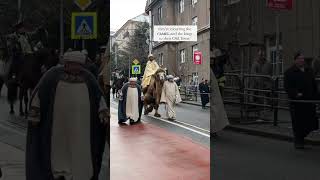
[0,88,109,180]
[212,130,320,180]
[110,97,210,147]
[110,97,210,180]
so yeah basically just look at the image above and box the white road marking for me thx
[110,101,210,138]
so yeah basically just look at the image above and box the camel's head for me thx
[155,68,166,82]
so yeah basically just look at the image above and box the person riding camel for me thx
[10,21,33,55]
[141,54,160,90]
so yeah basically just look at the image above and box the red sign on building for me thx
[267,0,292,10]
[193,51,202,65]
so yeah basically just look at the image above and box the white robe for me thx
[30,80,108,180]
[160,81,182,119]
[211,69,229,133]
[126,87,140,122]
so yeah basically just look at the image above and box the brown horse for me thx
[142,68,166,117]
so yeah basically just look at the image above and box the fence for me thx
[179,85,211,103]
[223,73,320,126]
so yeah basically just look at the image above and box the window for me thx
[192,44,198,55]
[179,0,184,13]
[159,53,164,65]
[192,16,198,26]
[192,72,199,85]
[158,6,162,22]
[180,49,185,63]
[192,0,198,6]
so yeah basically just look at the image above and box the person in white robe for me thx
[160,75,182,120]
[118,77,143,125]
[27,51,109,180]
[211,68,229,135]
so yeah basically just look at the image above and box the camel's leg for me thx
[154,91,161,117]
[0,78,4,96]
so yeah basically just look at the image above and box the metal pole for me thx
[149,10,152,55]
[275,13,280,76]
[128,55,131,77]
[82,39,85,50]
[60,0,64,60]
[114,45,118,69]
[18,0,22,22]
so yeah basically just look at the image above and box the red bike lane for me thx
[110,117,210,180]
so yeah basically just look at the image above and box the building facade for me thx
[214,0,320,76]
[146,0,210,86]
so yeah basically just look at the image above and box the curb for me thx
[225,125,320,146]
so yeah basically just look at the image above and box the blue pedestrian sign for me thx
[71,12,97,40]
[132,65,141,75]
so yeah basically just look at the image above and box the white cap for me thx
[63,51,86,64]
[148,54,154,59]
[129,77,137,82]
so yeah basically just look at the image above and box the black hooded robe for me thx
[118,83,143,123]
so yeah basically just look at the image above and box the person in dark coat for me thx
[284,52,319,149]
[118,77,143,125]
[27,51,109,180]
[199,79,210,109]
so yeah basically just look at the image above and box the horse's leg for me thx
[19,87,24,116]
[24,89,29,119]
[0,78,3,96]
[10,103,14,114]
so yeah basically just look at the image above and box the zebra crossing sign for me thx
[132,65,141,75]
[71,12,97,39]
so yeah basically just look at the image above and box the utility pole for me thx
[149,10,152,55]
[60,0,64,60]
[114,45,118,69]
[18,0,22,22]
[275,13,280,76]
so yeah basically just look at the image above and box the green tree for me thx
[114,21,149,77]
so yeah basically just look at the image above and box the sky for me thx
[110,0,148,32]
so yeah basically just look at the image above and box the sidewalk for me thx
[0,142,25,180]
[110,110,210,180]
[225,104,320,145]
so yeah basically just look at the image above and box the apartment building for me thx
[146,0,210,86]
[214,0,320,76]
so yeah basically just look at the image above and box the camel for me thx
[142,68,166,117]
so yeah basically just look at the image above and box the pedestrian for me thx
[250,48,272,103]
[27,51,109,180]
[118,77,143,125]
[160,75,182,121]
[211,68,229,137]
[284,52,319,149]
[199,78,210,109]
[141,54,160,89]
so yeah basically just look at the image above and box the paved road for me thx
[0,88,109,180]
[110,97,210,147]
[212,130,320,180]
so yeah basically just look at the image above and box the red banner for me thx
[193,51,202,65]
[267,0,292,10]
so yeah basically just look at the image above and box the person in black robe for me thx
[284,52,319,149]
[26,51,109,180]
[118,78,143,125]
[199,79,210,109]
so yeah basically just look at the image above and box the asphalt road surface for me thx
[212,130,320,180]
[110,97,210,147]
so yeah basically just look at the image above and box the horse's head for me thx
[154,68,166,82]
